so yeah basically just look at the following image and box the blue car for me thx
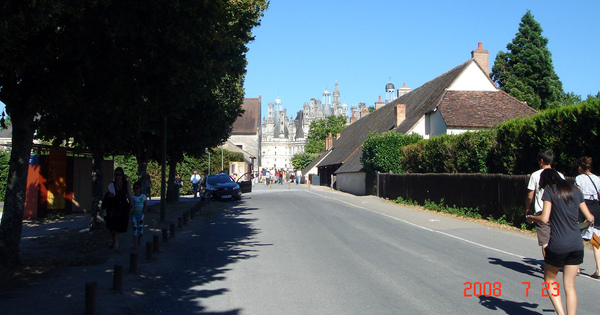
[202,173,242,201]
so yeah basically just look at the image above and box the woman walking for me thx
[527,168,594,315]
[574,156,600,278]
[105,167,133,252]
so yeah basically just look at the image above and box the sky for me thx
[1,1,599,120]
[243,0,600,119]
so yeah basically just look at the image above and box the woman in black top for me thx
[105,167,133,252]
[527,169,594,315]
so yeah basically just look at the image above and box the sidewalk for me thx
[0,194,215,315]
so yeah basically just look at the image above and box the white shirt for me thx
[575,173,600,201]
[527,168,565,214]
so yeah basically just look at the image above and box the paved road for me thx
[137,183,600,314]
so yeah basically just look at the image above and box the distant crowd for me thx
[258,168,302,185]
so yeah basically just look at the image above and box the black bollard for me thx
[113,265,123,292]
[145,242,153,261]
[129,253,138,274]
[153,235,159,252]
[178,217,183,230]
[170,223,175,238]
[85,282,97,315]
[162,228,169,242]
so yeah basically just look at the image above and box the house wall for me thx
[229,134,261,167]
[337,172,366,196]
[428,110,448,137]
[448,62,496,91]
[447,127,485,135]
[408,116,427,138]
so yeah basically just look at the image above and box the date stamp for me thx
[463,281,560,297]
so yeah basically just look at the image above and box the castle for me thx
[260,82,349,170]
[259,81,410,170]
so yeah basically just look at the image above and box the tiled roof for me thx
[321,59,536,175]
[320,60,471,170]
[232,97,261,135]
[439,90,536,128]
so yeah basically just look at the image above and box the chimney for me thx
[350,111,357,124]
[375,96,385,110]
[336,133,341,139]
[325,133,333,150]
[471,42,489,75]
[395,104,406,128]
[360,107,370,119]
[397,82,412,98]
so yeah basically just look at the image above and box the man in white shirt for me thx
[190,171,202,198]
[526,149,564,262]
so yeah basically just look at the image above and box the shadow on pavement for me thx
[138,199,268,314]
[488,257,544,280]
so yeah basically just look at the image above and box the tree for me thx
[491,10,564,110]
[305,115,347,154]
[291,152,318,171]
[0,0,268,267]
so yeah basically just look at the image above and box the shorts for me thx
[535,222,551,246]
[545,249,584,267]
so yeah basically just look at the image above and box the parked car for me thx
[202,173,242,201]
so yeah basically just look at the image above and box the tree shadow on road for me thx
[138,200,269,314]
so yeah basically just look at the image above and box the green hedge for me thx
[361,131,422,174]
[369,97,600,176]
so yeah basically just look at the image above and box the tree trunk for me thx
[0,105,36,267]
[89,149,105,230]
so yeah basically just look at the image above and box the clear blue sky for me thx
[243,0,600,119]
[1,1,598,121]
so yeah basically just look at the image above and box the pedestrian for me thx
[131,181,147,251]
[526,149,563,263]
[173,173,183,201]
[526,168,595,315]
[190,170,201,198]
[296,169,302,184]
[104,167,133,252]
[265,168,271,185]
[574,156,600,278]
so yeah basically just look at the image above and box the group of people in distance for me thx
[260,168,302,185]
[525,149,600,315]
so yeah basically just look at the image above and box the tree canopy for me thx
[0,0,268,267]
[304,115,347,154]
[491,10,564,110]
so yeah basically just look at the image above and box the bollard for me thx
[178,217,183,230]
[183,211,189,225]
[85,282,97,315]
[145,242,153,261]
[162,228,169,242]
[113,265,123,292]
[129,253,138,273]
[153,235,159,252]
[170,223,175,238]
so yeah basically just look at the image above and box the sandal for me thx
[591,273,600,279]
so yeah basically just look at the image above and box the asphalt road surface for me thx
[139,183,600,314]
